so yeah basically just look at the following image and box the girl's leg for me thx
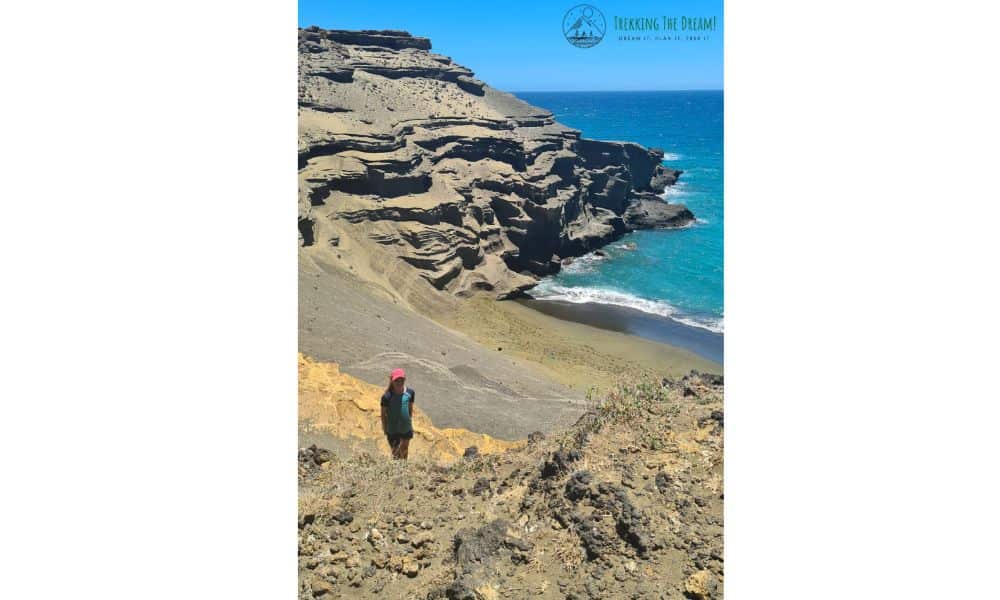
[398,438,410,459]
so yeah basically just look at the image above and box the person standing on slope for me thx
[381,368,416,460]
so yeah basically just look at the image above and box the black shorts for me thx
[386,431,413,449]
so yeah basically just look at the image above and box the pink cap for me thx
[390,368,406,381]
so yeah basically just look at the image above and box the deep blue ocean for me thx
[515,91,723,334]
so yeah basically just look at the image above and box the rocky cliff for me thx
[298,27,694,301]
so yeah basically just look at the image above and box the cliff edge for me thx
[298,27,694,304]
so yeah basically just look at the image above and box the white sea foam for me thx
[559,252,606,274]
[669,217,710,230]
[532,284,724,334]
[660,184,687,199]
[661,152,682,161]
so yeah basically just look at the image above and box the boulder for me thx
[684,570,716,600]
[565,470,593,502]
[623,198,695,229]
[540,449,581,479]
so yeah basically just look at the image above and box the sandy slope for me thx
[299,354,522,463]
[299,252,588,440]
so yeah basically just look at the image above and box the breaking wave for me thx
[531,283,724,334]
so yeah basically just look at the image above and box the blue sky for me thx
[298,0,723,91]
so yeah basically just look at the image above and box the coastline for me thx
[299,254,588,441]
[299,27,722,434]
[437,295,721,397]
[517,297,724,365]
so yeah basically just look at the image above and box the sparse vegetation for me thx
[299,371,724,599]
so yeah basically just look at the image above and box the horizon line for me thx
[509,88,723,93]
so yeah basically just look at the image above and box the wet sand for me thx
[517,299,724,365]
[440,296,722,397]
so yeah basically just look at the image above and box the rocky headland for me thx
[298,27,695,304]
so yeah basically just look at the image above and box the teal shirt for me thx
[380,387,414,434]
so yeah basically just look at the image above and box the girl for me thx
[380,368,416,459]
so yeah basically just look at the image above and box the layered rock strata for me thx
[299,27,694,301]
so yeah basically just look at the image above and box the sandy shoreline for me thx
[437,295,722,398]
[300,251,722,441]
[517,298,724,365]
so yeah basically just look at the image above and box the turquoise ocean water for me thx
[514,91,724,334]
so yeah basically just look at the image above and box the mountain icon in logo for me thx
[563,4,606,48]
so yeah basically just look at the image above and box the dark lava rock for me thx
[331,511,353,525]
[541,449,582,479]
[573,514,615,561]
[313,447,331,465]
[591,483,654,557]
[445,579,477,600]
[698,410,724,430]
[298,513,316,529]
[463,446,479,459]
[690,370,724,386]
[565,470,594,502]
[447,518,534,595]
[453,519,510,572]
[527,431,545,445]
[471,477,492,497]
[650,165,683,189]
[298,444,333,467]
[623,197,695,229]
[655,471,672,494]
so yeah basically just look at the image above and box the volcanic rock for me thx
[298,27,694,305]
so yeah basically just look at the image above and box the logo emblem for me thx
[563,4,606,48]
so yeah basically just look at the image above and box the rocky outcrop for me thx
[624,198,695,229]
[298,371,725,599]
[299,27,693,301]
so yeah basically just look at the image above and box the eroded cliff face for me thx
[298,27,693,302]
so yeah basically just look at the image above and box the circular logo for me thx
[563,4,606,48]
